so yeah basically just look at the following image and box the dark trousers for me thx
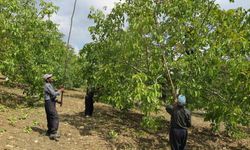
[169,128,187,150]
[45,100,59,134]
[84,95,93,116]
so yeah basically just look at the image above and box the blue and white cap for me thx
[177,95,186,106]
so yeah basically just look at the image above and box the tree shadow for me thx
[0,90,43,108]
[0,91,25,108]
[31,127,47,136]
[0,79,27,89]
[187,127,250,150]
[60,104,250,149]
[60,105,169,149]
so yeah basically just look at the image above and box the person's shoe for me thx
[85,115,90,118]
[49,136,59,141]
[49,133,60,140]
[45,132,50,136]
[45,130,51,136]
[56,132,61,138]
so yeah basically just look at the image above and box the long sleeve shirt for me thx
[44,83,60,101]
[166,105,191,129]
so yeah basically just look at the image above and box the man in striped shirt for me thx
[43,74,64,140]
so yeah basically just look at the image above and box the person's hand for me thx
[55,100,62,104]
[59,87,64,92]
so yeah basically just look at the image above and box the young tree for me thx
[0,0,82,98]
[81,0,250,134]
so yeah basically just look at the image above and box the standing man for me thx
[84,86,95,117]
[166,95,191,150]
[43,74,64,140]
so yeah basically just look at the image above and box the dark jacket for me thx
[166,105,191,129]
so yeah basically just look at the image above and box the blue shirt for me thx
[44,83,60,101]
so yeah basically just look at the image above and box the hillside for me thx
[0,78,249,150]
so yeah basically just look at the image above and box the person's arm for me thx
[185,110,191,127]
[46,84,62,98]
[166,105,174,115]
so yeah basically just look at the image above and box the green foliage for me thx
[0,104,7,112]
[32,120,40,126]
[80,0,250,134]
[141,116,164,132]
[63,50,85,88]
[0,128,6,134]
[18,113,29,120]
[7,117,17,126]
[0,0,83,99]
[23,126,32,133]
[108,130,118,139]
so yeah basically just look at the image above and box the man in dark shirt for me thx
[84,86,95,117]
[166,95,191,150]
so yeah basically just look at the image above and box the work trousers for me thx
[169,128,188,150]
[84,95,93,116]
[45,100,59,134]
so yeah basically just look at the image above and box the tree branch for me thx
[162,51,177,101]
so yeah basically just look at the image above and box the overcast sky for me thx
[47,0,250,52]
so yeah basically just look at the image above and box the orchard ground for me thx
[0,76,249,150]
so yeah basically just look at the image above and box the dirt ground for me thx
[0,78,249,150]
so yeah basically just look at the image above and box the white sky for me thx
[47,0,250,52]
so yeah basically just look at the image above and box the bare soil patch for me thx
[0,78,249,150]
